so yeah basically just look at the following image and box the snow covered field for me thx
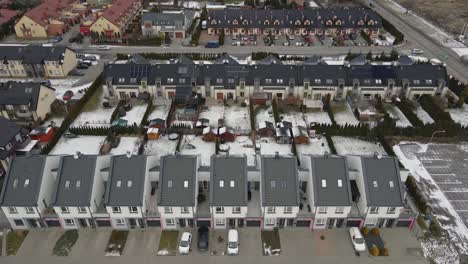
[72,93,115,128]
[414,106,435,125]
[386,105,413,127]
[50,136,141,155]
[110,137,142,155]
[333,103,360,126]
[143,136,178,164]
[255,107,274,128]
[148,104,170,120]
[259,137,292,155]
[279,111,307,127]
[296,137,330,155]
[199,105,224,127]
[224,136,256,166]
[332,136,386,156]
[304,111,332,125]
[448,104,468,127]
[180,135,215,166]
[224,106,251,134]
[123,104,148,126]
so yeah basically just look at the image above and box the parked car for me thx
[62,90,74,100]
[77,63,89,70]
[97,45,111,50]
[232,35,237,40]
[52,36,63,43]
[249,35,256,41]
[84,56,96,61]
[349,227,366,252]
[205,41,219,48]
[411,48,424,54]
[81,60,92,66]
[287,35,294,40]
[283,42,289,46]
[197,226,209,251]
[227,229,239,255]
[178,232,192,254]
[232,41,241,46]
[63,131,77,138]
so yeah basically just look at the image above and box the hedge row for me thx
[419,95,454,123]
[382,17,404,45]
[396,99,424,127]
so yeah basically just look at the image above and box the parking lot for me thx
[3,228,426,264]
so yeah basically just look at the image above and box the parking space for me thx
[16,229,64,257]
[69,228,112,257]
[123,229,161,256]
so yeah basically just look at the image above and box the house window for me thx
[265,218,275,226]
[326,79,333,84]
[314,79,321,84]
[265,79,272,84]
[318,207,327,214]
[267,207,275,214]
[165,218,175,226]
[315,218,325,226]
[232,207,241,214]
[369,207,379,214]
[5,105,13,110]
[112,207,121,213]
[215,207,224,214]
[413,80,420,85]
[284,207,292,214]
[228,78,234,84]
[277,79,283,84]
[14,219,24,226]
[65,219,75,226]
[335,207,344,214]
[61,207,69,213]
[215,218,225,226]
[216,78,223,84]
[8,207,17,214]
[164,207,172,214]
[129,207,138,213]
[179,78,185,84]
[78,207,87,213]
[181,207,189,214]
[387,207,396,214]
[167,78,174,83]
[115,218,125,225]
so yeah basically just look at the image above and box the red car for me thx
[63,90,74,100]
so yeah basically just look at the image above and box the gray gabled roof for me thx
[261,155,299,206]
[0,45,71,63]
[361,156,405,207]
[310,155,352,206]
[52,155,97,206]
[0,156,47,206]
[158,155,197,206]
[105,155,147,206]
[396,55,413,66]
[0,82,54,111]
[0,117,21,147]
[210,155,248,206]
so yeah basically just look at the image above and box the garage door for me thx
[146,220,161,227]
[96,219,111,227]
[296,220,311,227]
[197,220,211,227]
[175,32,183,38]
[396,220,411,228]
[45,219,61,227]
[246,220,261,227]
[346,220,361,227]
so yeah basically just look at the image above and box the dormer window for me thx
[232,19,238,25]
[357,20,364,26]
[425,80,432,85]
[264,20,270,26]
[295,20,301,26]
[118,78,125,83]
[304,20,310,26]
[413,80,420,85]
[376,79,382,84]
[242,20,248,25]
[326,20,332,26]
[274,20,280,26]
[211,19,217,25]
[368,20,375,25]
[336,20,342,26]
[276,79,283,84]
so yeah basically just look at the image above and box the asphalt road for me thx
[370,0,468,82]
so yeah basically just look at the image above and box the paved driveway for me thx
[70,228,112,257]
[123,229,160,256]
[16,229,63,257]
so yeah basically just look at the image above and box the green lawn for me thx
[105,230,129,256]
[7,230,29,256]
[82,85,103,112]
[157,230,179,256]
[53,230,79,256]
[261,228,281,256]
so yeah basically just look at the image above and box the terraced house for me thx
[206,8,381,36]
[0,45,78,78]
[103,55,448,105]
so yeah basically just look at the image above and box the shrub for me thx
[380,247,389,256]
[370,245,380,256]
[429,220,443,237]
[370,228,380,236]
[361,227,369,235]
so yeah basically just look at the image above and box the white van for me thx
[227,229,239,255]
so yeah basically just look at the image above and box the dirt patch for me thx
[396,0,468,35]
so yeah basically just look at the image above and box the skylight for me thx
[116,180,122,188]
[230,180,235,187]
[219,180,224,188]
[65,180,70,188]
[184,180,188,188]
[373,180,378,188]
[389,181,394,188]
[76,180,81,188]
[168,180,172,188]
[337,179,343,187]
[270,181,276,188]
[321,179,327,188]
[24,179,30,188]
[127,180,133,188]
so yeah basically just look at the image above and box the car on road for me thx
[52,36,63,43]
[349,227,366,252]
[411,48,424,54]
[227,229,239,255]
[232,41,241,46]
[197,226,209,251]
[77,63,89,70]
[62,90,74,101]
[178,232,192,254]
[232,35,237,40]
[97,45,111,50]
[287,35,294,40]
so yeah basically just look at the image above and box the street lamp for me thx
[429,130,446,143]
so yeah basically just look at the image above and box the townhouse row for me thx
[206,8,382,36]
[103,54,448,106]
[0,153,417,231]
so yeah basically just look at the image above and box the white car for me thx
[178,232,192,254]
[227,229,239,255]
[411,48,424,54]
[287,35,294,40]
[282,42,289,46]
[97,45,111,50]
[349,227,366,252]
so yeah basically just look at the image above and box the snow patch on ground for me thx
[123,104,148,126]
[332,136,386,156]
[333,103,360,126]
[259,137,292,155]
[180,135,215,166]
[414,106,435,125]
[255,107,274,128]
[72,94,115,128]
[199,105,224,127]
[386,105,413,127]
[448,104,468,127]
[225,136,256,166]
[304,111,332,125]
[420,238,460,264]
[110,137,141,155]
[143,136,178,165]
[148,104,170,121]
[296,137,330,155]
[50,136,141,155]
[279,111,306,127]
[224,106,251,134]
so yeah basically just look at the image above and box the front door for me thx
[377,218,385,228]
[229,219,236,227]
[179,218,186,227]
[217,93,224,100]
[78,218,88,228]
[336,218,344,228]
[129,218,137,228]
[327,218,335,229]
[278,218,285,228]
[238,219,244,227]
[385,219,395,228]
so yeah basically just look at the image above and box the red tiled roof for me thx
[23,0,76,27]
[0,9,17,25]
[101,0,140,26]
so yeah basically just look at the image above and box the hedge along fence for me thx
[271,99,280,123]
[110,100,127,123]
[419,95,454,123]
[249,100,256,132]
[139,99,154,128]
[116,53,222,61]
[41,74,103,154]
[69,124,141,136]
[381,17,404,45]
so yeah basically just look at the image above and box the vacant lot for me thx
[396,0,468,34]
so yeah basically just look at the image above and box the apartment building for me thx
[0,155,61,229]
[158,155,200,229]
[90,0,142,42]
[105,154,157,229]
[52,155,110,229]
[0,82,56,125]
[14,0,89,39]
[0,117,29,177]
[0,45,78,78]
[210,155,248,229]
[206,8,382,36]
[103,56,448,104]
[305,155,352,229]
[142,10,194,39]
[260,155,300,229]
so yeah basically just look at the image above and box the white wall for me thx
[89,155,111,213]
[210,206,248,218]
[36,156,61,212]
